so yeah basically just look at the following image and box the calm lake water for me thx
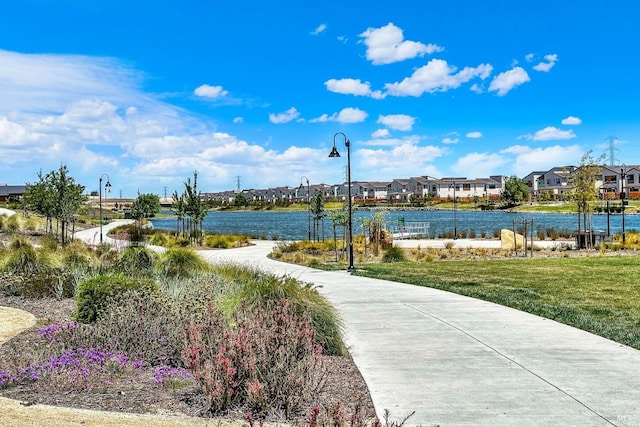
[150,209,640,240]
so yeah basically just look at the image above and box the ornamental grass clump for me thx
[156,247,210,278]
[116,246,158,276]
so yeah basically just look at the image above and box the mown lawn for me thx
[353,255,640,349]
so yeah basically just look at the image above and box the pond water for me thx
[149,209,640,240]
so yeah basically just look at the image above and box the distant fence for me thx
[387,221,431,239]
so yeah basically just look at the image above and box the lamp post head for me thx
[105,180,112,193]
[328,146,341,158]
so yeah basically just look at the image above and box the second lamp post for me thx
[329,132,355,272]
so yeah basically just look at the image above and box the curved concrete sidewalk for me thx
[200,241,640,427]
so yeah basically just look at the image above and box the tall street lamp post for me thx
[621,165,626,244]
[329,132,355,272]
[300,176,311,241]
[99,173,112,244]
[450,179,458,239]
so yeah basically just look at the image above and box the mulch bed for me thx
[0,295,377,424]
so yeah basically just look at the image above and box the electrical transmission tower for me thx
[236,176,241,192]
[604,135,620,166]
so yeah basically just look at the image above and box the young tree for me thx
[24,165,86,243]
[130,192,161,243]
[183,171,207,245]
[310,191,326,241]
[569,151,604,248]
[501,176,529,207]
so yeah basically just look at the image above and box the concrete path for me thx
[199,241,640,427]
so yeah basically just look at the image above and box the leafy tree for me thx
[171,171,207,245]
[130,193,161,242]
[171,190,187,238]
[328,207,348,261]
[234,193,249,210]
[569,151,605,247]
[501,176,529,206]
[23,165,86,243]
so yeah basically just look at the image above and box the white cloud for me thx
[0,49,345,195]
[520,126,576,141]
[372,128,390,138]
[310,23,327,35]
[533,54,558,72]
[385,59,493,97]
[561,116,582,125]
[488,67,530,96]
[470,83,484,94]
[441,137,459,144]
[357,142,446,178]
[466,131,483,139]
[501,145,583,176]
[324,78,385,99]
[525,53,535,62]
[194,84,228,99]
[452,152,509,178]
[310,107,368,124]
[269,107,300,124]
[359,22,444,65]
[233,117,244,124]
[377,114,415,131]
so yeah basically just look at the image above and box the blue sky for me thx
[1,0,639,197]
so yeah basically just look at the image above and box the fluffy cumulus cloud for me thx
[310,107,368,124]
[194,84,228,99]
[324,78,385,99]
[488,67,530,96]
[452,152,509,178]
[441,137,459,144]
[533,54,558,72]
[377,114,415,131]
[269,107,300,124]
[520,126,576,141]
[502,145,583,176]
[561,116,582,125]
[359,22,443,65]
[357,142,446,179]
[385,59,493,97]
[466,131,483,138]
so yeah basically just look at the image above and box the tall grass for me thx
[156,247,210,278]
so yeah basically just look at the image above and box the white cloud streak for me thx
[377,114,415,131]
[385,59,493,97]
[194,84,228,99]
[325,78,385,99]
[533,54,558,72]
[520,126,576,141]
[561,116,582,125]
[310,107,368,124]
[269,107,300,124]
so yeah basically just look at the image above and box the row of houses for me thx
[206,165,640,205]
[205,175,509,205]
[524,165,640,200]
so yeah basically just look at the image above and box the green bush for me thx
[382,246,407,263]
[156,247,209,278]
[5,215,20,232]
[74,274,157,323]
[2,242,56,275]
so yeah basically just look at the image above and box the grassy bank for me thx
[352,255,640,349]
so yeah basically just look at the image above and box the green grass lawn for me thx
[353,255,640,349]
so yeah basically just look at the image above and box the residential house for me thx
[0,184,27,202]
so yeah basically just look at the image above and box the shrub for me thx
[63,289,185,366]
[61,240,96,269]
[156,248,209,278]
[183,299,322,417]
[215,264,345,356]
[74,274,157,323]
[381,246,407,263]
[148,231,171,247]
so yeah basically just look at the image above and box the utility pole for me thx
[236,176,242,192]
